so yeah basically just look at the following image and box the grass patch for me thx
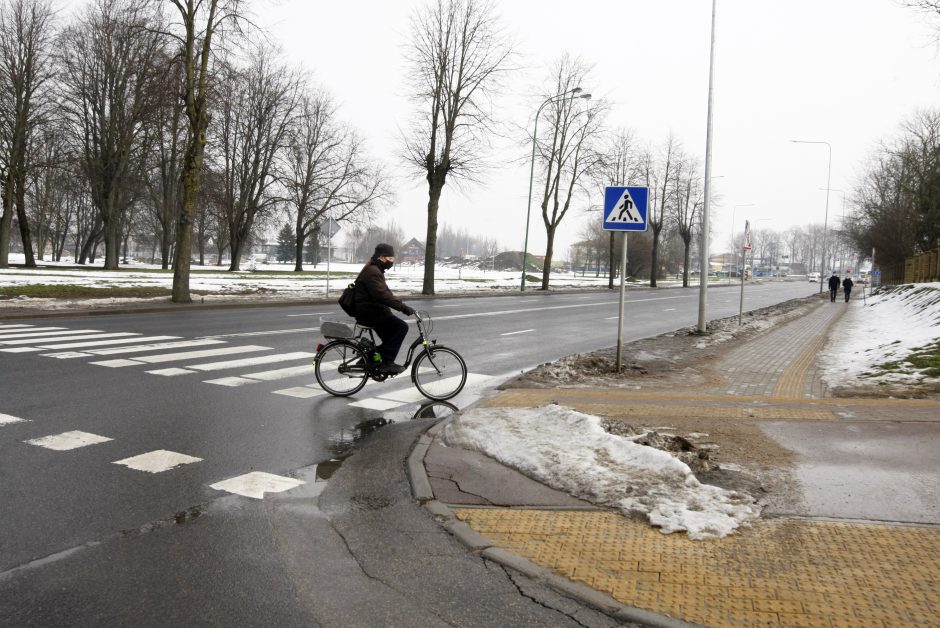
[6,264,355,279]
[0,284,211,299]
[460,278,493,283]
[865,340,940,379]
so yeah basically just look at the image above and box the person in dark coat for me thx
[827,273,840,302]
[353,243,415,374]
[842,276,854,302]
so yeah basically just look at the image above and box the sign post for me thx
[603,186,649,371]
[739,219,752,325]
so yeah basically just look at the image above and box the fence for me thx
[878,249,940,285]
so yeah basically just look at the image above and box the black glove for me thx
[401,304,415,316]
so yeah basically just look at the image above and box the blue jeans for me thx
[373,315,408,363]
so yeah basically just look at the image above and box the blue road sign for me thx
[603,186,649,231]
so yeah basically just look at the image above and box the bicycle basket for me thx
[320,319,354,339]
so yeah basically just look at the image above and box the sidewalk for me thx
[409,299,940,627]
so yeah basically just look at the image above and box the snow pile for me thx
[820,283,940,387]
[443,404,761,539]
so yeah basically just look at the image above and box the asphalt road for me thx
[0,281,815,625]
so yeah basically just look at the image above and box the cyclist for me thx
[353,243,415,374]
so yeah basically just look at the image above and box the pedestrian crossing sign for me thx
[603,186,649,231]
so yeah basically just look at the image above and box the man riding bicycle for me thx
[353,243,415,374]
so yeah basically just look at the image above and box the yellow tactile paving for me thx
[454,508,940,627]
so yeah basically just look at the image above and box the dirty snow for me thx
[443,404,761,540]
[820,283,940,387]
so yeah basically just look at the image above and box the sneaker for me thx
[377,362,406,375]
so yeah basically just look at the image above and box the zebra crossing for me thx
[0,321,488,409]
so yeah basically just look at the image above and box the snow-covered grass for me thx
[820,283,940,388]
[443,405,761,540]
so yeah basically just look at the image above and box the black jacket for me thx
[353,259,407,325]
[842,277,854,290]
[828,275,840,290]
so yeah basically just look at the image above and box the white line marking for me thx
[91,345,269,367]
[287,311,332,317]
[0,413,27,426]
[25,430,113,451]
[0,347,43,353]
[146,368,195,377]
[376,387,429,403]
[82,338,226,357]
[432,304,460,308]
[198,328,317,339]
[604,316,619,320]
[500,329,534,336]
[239,364,315,381]
[37,336,180,350]
[204,376,257,387]
[43,351,92,359]
[273,386,328,398]
[186,351,315,372]
[349,397,406,410]
[0,332,138,346]
[429,295,689,323]
[113,450,202,473]
[210,472,305,499]
[663,308,676,311]
[0,324,33,329]
[0,327,69,339]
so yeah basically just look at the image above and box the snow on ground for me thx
[443,405,761,540]
[820,283,940,387]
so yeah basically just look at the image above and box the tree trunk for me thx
[608,232,615,289]
[682,237,691,287]
[103,201,120,270]
[541,226,556,290]
[650,225,662,287]
[422,181,443,295]
[0,175,13,267]
[294,216,305,271]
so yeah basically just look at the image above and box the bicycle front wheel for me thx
[412,346,467,401]
[315,340,369,396]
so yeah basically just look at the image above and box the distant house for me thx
[400,238,424,263]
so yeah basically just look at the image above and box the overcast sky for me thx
[259,1,939,255]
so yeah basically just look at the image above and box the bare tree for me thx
[639,135,680,287]
[213,51,299,270]
[283,90,389,271]
[166,0,246,301]
[0,0,55,267]
[671,151,704,287]
[404,0,513,294]
[57,0,164,270]
[533,55,606,290]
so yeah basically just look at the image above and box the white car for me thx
[807,272,821,282]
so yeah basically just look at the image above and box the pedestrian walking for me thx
[842,276,854,302]
[827,273,840,302]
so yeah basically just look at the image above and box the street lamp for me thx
[791,139,831,293]
[819,187,846,274]
[520,88,592,291]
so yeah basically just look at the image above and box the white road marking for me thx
[240,364,315,381]
[113,450,202,473]
[0,324,33,329]
[287,311,332,317]
[204,376,256,387]
[0,327,69,339]
[376,387,428,403]
[91,345,269,367]
[210,472,305,499]
[186,351,315,372]
[36,335,179,350]
[429,295,689,323]
[25,430,113,451]
[146,367,195,376]
[0,332,138,346]
[500,329,534,336]
[0,413,27,426]
[80,338,226,357]
[604,316,619,320]
[198,327,318,339]
[663,308,676,311]
[273,386,328,398]
[432,304,460,308]
[348,397,405,410]
[0,347,43,353]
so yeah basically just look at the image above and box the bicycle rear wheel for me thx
[315,340,369,396]
[411,346,467,401]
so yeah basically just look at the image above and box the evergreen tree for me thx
[276,223,295,263]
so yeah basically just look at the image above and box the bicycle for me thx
[313,311,467,401]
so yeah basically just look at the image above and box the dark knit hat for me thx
[374,243,395,257]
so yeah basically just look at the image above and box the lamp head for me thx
[579,93,592,100]
[571,87,583,94]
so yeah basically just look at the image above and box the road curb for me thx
[406,415,700,628]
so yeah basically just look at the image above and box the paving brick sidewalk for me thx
[414,299,940,627]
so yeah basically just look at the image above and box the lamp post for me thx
[696,0,718,333]
[818,187,846,274]
[520,88,591,291]
[791,139,831,293]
